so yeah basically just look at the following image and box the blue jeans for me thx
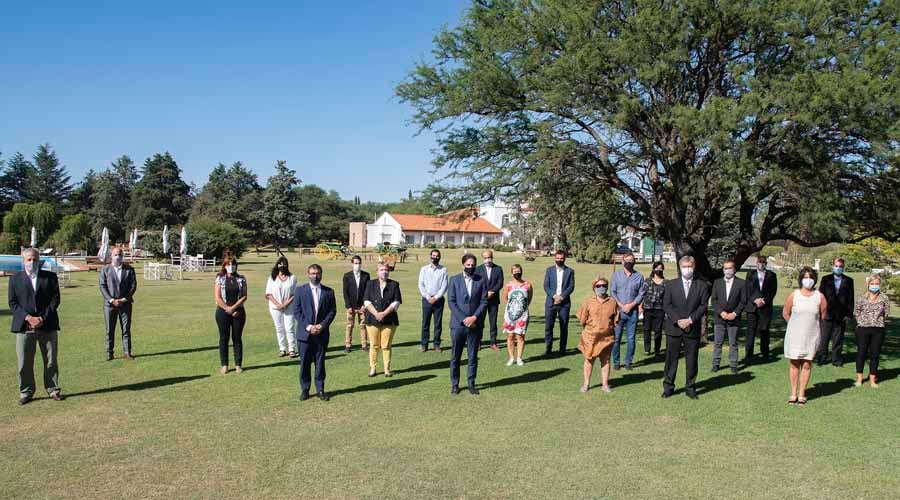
[613,309,638,366]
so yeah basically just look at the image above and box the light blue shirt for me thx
[610,269,645,307]
[418,264,448,299]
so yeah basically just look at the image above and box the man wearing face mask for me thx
[448,253,489,395]
[418,249,448,352]
[816,257,854,367]
[9,248,62,405]
[610,251,645,370]
[99,246,138,361]
[744,255,778,362]
[293,264,336,401]
[475,250,505,352]
[342,255,370,353]
[661,255,710,400]
[710,258,746,374]
[543,249,575,356]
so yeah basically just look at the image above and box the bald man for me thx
[475,250,504,351]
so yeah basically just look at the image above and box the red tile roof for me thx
[390,209,502,234]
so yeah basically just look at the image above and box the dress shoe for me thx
[613,363,621,371]
[644,351,652,356]
[661,390,674,399]
[106,353,114,361]
[625,364,632,371]
[344,346,351,354]
[730,367,739,374]
[450,385,460,395]
[468,385,480,395]
[433,346,442,353]
[686,389,699,400]
[490,344,500,352]
[50,391,63,401]
[299,391,310,401]
[123,353,133,361]
[832,361,843,367]
[711,366,719,373]
[544,349,553,357]
[317,392,330,401]
[18,394,32,406]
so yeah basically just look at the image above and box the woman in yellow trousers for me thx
[364,263,403,377]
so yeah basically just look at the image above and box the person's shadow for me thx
[477,368,568,390]
[326,374,435,399]
[694,371,755,395]
[65,375,210,399]
[806,378,855,400]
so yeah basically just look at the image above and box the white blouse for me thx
[265,274,296,310]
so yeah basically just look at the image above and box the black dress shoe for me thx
[832,361,843,367]
[468,385,480,395]
[730,367,739,374]
[450,385,459,395]
[18,394,32,406]
[613,363,621,371]
[299,391,310,401]
[661,390,674,399]
[344,346,351,354]
[106,353,113,361]
[711,366,719,373]
[686,390,699,400]
[317,392,330,401]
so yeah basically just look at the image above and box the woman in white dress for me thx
[782,266,828,407]
[265,256,298,358]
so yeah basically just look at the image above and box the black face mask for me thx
[555,260,565,267]
[309,276,321,285]
[512,273,522,280]
[463,266,475,276]
[624,261,635,270]
[431,258,440,265]
[277,264,287,270]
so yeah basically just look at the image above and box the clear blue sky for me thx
[0,1,468,202]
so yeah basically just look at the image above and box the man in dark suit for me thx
[744,254,777,362]
[817,257,854,366]
[8,248,62,405]
[342,255,370,353]
[475,249,504,352]
[99,246,138,361]
[293,263,336,401]
[543,249,575,356]
[662,255,710,400]
[711,258,746,374]
[448,253,488,395]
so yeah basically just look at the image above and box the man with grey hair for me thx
[8,248,62,405]
[661,255,710,400]
[100,245,138,361]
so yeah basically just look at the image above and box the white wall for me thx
[366,212,403,247]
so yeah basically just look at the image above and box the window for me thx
[405,235,416,244]
[424,234,436,243]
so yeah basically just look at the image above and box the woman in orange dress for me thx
[577,276,619,393]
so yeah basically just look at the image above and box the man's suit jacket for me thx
[475,264,504,305]
[448,273,488,330]
[543,265,575,307]
[8,270,61,333]
[819,273,854,321]
[744,269,777,312]
[662,278,710,337]
[292,283,336,342]
[342,270,370,309]
[99,264,138,305]
[711,277,746,326]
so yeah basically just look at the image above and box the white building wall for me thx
[366,213,403,247]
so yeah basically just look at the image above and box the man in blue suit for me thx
[543,249,575,356]
[448,253,489,395]
[293,263,336,401]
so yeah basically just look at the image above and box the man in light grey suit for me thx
[99,246,137,361]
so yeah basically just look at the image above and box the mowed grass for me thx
[1,249,898,500]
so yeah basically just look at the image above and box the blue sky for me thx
[0,1,468,202]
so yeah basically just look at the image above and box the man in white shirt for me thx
[711,259,746,373]
[99,246,138,361]
[476,250,505,351]
[418,249,448,352]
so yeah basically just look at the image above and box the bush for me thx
[46,214,93,254]
[0,232,19,254]
[185,218,248,259]
[490,243,516,253]
[883,274,900,303]
[2,202,59,246]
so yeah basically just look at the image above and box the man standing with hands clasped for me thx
[543,249,575,356]
[476,249,504,352]
[662,256,710,400]
[100,246,138,361]
[610,251,645,370]
[293,264,336,402]
[710,258,745,374]
[448,253,488,395]
[744,255,777,362]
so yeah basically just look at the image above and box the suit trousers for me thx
[16,330,59,396]
[299,334,328,393]
[745,307,772,358]
[544,303,571,353]
[421,298,444,348]
[344,308,367,347]
[450,326,482,387]
[104,303,133,355]
[818,318,846,363]
[712,323,739,369]
[486,301,500,345]
[663,334,699,393]
[367,325,396,371]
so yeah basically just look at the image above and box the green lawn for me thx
[2,249,897,499]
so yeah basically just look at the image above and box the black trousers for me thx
[420,297,444,348]
[215,308,245,366]
[486,301,500,345]
[855,326,885,376]
[745,307,772,358]
[299,334,328,393]
[544,303,571,353]
[818,318,847,363]
[643,309,664,354]
[663,334,699,393]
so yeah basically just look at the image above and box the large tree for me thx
[126,152,192,229]
[398,0,900,277]
[0,152,36,212]
[261,160,307,251]
[191,161,264,242]
[29,143,73,203]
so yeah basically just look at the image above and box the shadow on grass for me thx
[807,378,855,400]
[613,369,665,388]
[695,370,755,395]
[327,374,435,399]
[66,374,210,399]
[477,367,569,390]
[243,354,345,372]
[137,346,218,358]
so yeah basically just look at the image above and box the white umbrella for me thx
[30,226,37,248]
[98,227,110,263]
[130,228,138,249]
[162,225,169,255]
[179,226,187,256]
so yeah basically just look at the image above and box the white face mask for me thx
[723,269,735,279]
[680,267,694,280]
[226,265,235,274]
[113,254,123,266]
[25,260,40,274]
[352,263,361,273]
[802,278,815,289]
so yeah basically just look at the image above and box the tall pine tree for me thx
[126,152,192,228]
[29,144,72,203]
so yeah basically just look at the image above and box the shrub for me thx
[45,214,93,254]
[185,218,248,259]
[0,232,19,254]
